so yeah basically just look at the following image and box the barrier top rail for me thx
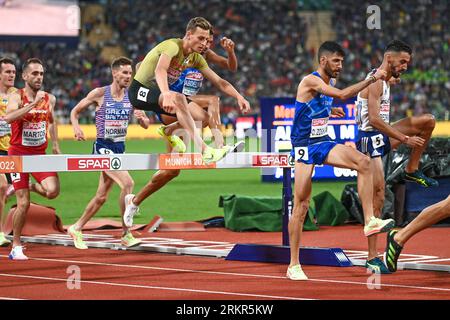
[0,152,292,173]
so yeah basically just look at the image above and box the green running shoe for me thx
[365,257,391,274]
[121,231,141,247]
[384,229,403,272]
[68,225,88,250]
[404,170,439,187]
[0,232,11,247]
[157,126,186,153]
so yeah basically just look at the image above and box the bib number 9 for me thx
[294,147,309,161]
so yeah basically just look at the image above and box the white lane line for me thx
[1,255,449,292]
[0,273,313,300]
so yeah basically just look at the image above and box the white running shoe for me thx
[8,246,28,260]
[124,194,139,228]
[286,264,308,281]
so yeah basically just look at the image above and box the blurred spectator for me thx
[0,0,447,124]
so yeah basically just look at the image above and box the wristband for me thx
[403,135,410,143]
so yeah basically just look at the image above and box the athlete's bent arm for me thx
[155,54,177,112]
[134,109,151,129]
[205,40,237,72]
[201,67,250,113]
[307,69,386,100]
[48,94,61,154]
[5,91,44,123]
[70,88,103,141]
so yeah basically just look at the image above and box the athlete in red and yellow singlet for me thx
[4,58,60,260]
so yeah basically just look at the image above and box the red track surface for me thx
[0,225,449,300]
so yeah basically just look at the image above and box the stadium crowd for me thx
[0,0,448,124]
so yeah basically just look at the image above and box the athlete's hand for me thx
[237,97,250,114]
[34,91,46,103]
[220,37,235,52]
[73,126,85,141]
[134,109,147,121]
[373,69,387,81]
[405,135,425,148]
[52,143,61,154]
[331,107,345,118]
[161,91,177,114]
[389,77,401,85]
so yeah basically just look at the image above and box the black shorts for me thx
[129,79,171,116]
[0,150,12,184]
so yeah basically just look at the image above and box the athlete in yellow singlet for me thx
[0,57,16,246]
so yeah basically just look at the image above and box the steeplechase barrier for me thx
[2,152,448,272]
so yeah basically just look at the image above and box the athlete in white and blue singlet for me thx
[286,41,394,281]
[355,40,438,274]
[68,57,150,250]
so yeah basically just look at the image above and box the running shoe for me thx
[404,170,439,187]
[365,257,391,274]
[124,194,139,228]
[286,264,308,280]
[230,140,245,152]
[121,231,142,247]
[8,246,28,260]
[363,216,395,237]
[68,225,88,250]
[157,125,187,153]
[384,229,403,272]
[201,146,232,164]
[0,232,11,247]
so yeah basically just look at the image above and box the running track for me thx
[0,226,449,300]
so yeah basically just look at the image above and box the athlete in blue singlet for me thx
[68,57,150,250]
[286,41,394,281]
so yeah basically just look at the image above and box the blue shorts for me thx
[356,131,391,158]
[290,140,337,165]
[92,139,125,154]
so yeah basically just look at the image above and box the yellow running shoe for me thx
[157,126,186,153]
[121,231,142,247]
[286,264,308,281]
[0,232,11,247]
[364,216,395,237]
[201,146,231,164]
[68,225,88,250]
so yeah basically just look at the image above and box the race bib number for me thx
[98,148,115,155]
[294,146,309,161]
[22,121,46,146]
[10,172,21,182]
[137,87,149,102]
[310,117,329,138]
[0,119,11,136]
[380,100,390,123]
[371,134,385,149]
[182,71,203,96]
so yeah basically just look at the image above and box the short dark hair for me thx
[384,40,412,55]
[22,58,44,72]
[186,17,212,33]
[318,41,345,62]
[111,56,132,70]
[0,57,15,71]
